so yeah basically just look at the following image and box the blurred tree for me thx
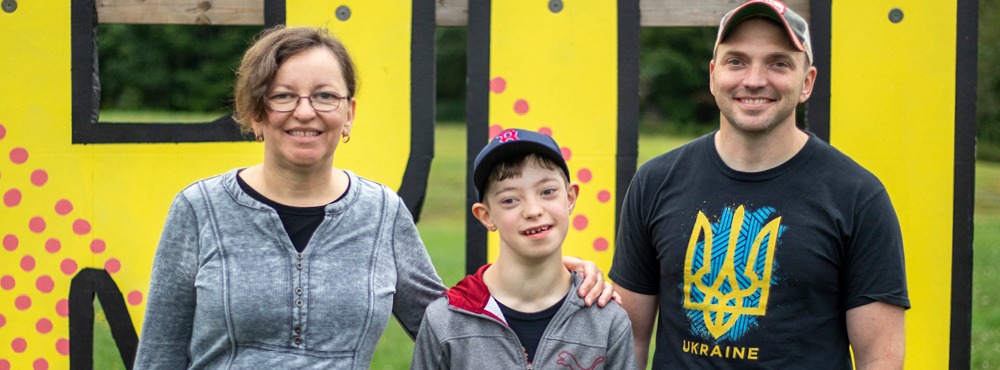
[435,27,468,123]
[978,0,999,160]
[97,24,261,113]
[639,26,718,134]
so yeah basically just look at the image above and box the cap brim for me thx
[718,2,807,55]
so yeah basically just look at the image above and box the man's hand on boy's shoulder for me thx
[561,256,623,308]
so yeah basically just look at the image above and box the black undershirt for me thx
[496,296,566,363]
[236,172,349,253]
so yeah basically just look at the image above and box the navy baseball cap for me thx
[473,128,570,201]
[714,0,812,65]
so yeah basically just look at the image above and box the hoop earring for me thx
[256,136,263,142]
[342,135,350,144]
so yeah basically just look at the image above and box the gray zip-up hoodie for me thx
[411,264,635,370]
[135,169,445,369]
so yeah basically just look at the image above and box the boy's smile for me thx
[473,160,579,261]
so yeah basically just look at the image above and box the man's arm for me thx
[846,301,906,370]
[616,284,658,369]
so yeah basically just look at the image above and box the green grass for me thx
[91,123,999,368]
[99,110,228,123]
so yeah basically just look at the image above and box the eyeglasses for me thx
[266,92,348,112]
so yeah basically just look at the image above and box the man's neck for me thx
[715,122,809,173]
[483,253,571,313]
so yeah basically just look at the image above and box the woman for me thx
[134,26,614,369]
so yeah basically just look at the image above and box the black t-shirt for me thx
[496,296,566,363]
[236,172,349,253]
[609,131,909,369]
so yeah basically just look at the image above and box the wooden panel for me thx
[95,0,809,26]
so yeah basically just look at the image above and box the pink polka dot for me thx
[3,189,21,207]
[11,338,27,353]
[0,314,5,328]
[573,215,589,231]
[0,123,6,140]
[490,77,506,94]
[489,125,504,139]
[128,290,144,305]
[30,169,48,186]
[593,237,610,251]
[105,258,121,274]
[513,99,530,115]
[55,199,73,215]
[597,190,611,203]
[90,239,106,254]
[56,338,69,355]
[73,219,91,235]
[21,255,36,272]
[29,217,46,233]
[2,234,17,251]
[60,259,78,276]
[0,359,8,370]
[55,299,69,317]
[577,168,592,183]
[36,275,54,293]
[0,275,13,290]
[561,147,572,161]
[15,295,32,310]
[9,148,28,164]
[45,238,61,253]
[538,127,553,136]
[33,358,48,370]
[36,318,53,334]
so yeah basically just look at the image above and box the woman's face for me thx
[254,47,355,171]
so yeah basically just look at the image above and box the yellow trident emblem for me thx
[683,205,782,340]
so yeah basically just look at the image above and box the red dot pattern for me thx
[0,276,13,290]
[21,255,36,272]
[105,258,121,274]
[4,188,22,207]
[490,77,507,94]
[487,76,616,256]
[60,259,78,276]
[1,125,147,369]
[28,217,46,233]
[30,170,48,187]
[2,234,17,251]
[55,300,69,318]
[44,239,61,253]
[35,276,54,293]
[11,338,27,353]
[35,318,52,334]
[55,339,69,356]
[72,219,91,235]
[90,239,106,254]
[128,291,144,306]
[513,99,529,115]
[54,199,72,215]
[15,296,32,310]
[9,148,28,164]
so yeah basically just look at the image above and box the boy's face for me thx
[472,160,579,261]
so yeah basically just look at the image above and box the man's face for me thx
[710,17,816,136]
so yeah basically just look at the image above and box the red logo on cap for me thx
[754,0,786,14]
[497,129,519,143]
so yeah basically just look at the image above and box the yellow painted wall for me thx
[830,1,955,367]
[0,1,417,367]
[486,0,620,269]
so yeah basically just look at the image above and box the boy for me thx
[411,128,635,369]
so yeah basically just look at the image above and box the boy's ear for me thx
[472,202,497,232]
[566,182,580,214]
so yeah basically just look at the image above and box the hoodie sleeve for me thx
[410,300,448,369]
[606,307,637,370]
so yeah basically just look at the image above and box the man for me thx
[609,1,909,369]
